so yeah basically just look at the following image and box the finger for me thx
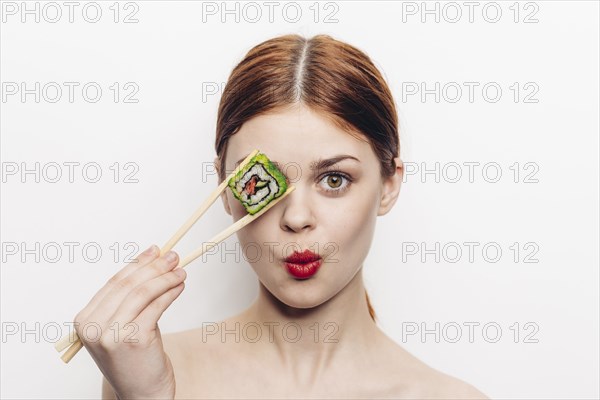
[86,251,180,327]
[133,281,186,332]
[111,267,187,327]
[75,244,160,321]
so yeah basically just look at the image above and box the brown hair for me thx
[214,34,400,323]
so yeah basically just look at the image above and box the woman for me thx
[75,34,488,399]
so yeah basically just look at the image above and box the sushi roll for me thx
[228,152,289,215]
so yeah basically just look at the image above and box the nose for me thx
[279,185,316,233]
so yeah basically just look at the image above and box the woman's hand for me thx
[73,245,186,399]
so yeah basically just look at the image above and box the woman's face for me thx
[218,103,401,309]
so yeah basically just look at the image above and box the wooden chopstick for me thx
[54,331,79,352]
[60,339,83,363]
[56,149,293,363]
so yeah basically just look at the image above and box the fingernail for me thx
[174,268,186,277]
[143,245,156,255]
[165,251,177,262]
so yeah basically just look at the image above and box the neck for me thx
[240,267,381,386]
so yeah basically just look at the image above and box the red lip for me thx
[284,249,321,264]
[284,249,322,279]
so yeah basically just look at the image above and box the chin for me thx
[268,279,332,310]
[277,294,329,310]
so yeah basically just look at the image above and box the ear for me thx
[377,157,403,216]
[214,156,232,216]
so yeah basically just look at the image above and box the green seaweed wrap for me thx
[227,153,289,215]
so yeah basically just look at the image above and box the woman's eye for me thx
[318,172,352,194]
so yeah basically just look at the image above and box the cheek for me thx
[322,184,379,233]
[322,188,379,260]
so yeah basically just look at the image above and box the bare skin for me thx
[100,103,488,399]
[156,281,489,399]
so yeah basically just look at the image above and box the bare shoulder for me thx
[425,370,489,399]
[392,357,489,399]
[378,334,489,399]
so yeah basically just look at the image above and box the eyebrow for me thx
[235,154,360,172]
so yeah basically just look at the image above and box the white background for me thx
[1,1,598,398]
